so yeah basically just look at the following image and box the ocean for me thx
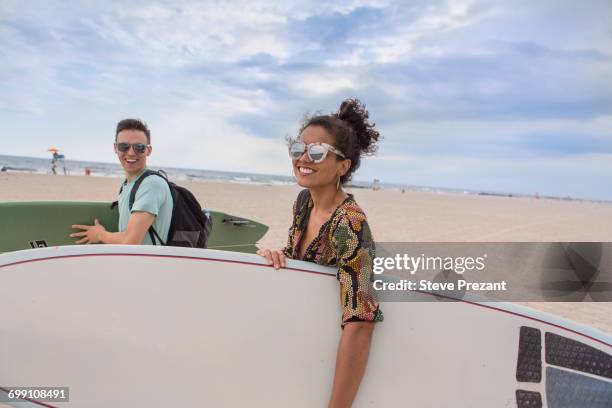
[0,154,295,186]
[0,154,420,192]
[1,154,606,203]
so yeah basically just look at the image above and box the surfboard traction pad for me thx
[516,390,543,408]
[545,332,612,379]
[546,367,612,408]
[515,326,612,408]
[517,326,542,382]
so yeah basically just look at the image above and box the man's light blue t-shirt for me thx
[118,169,173,245]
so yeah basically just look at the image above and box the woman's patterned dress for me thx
[283,189,383,327]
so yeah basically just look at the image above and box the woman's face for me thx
[292,125,349,189]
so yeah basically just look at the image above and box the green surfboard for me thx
[0,201,268,254]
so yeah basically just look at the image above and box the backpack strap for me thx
[110,179,128,209]
[148,226,165,246]
[129,169,160,210]
[128,169,168,246]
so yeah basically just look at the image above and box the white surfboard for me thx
[0,246,610,407]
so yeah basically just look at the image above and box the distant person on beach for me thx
[257,98,383,407]
[51,152,57,175]
[70,118,173,245]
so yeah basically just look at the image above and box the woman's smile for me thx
[297,165,316,175]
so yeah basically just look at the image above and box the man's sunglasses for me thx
[288,140,346,164]
[115,142,148,154]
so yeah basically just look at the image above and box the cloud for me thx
[365,152,612,200]
[151,107,290,175]
[377,115,612,159]
[1,0,612,200]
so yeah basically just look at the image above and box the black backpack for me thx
[113,169,212,248]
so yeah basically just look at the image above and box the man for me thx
[70,119,173,245]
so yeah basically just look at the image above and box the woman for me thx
[258,98,383,407]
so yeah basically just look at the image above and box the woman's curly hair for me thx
[300,98,381,184]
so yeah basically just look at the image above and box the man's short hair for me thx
[115,118,151,143]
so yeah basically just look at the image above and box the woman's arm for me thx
[328,322,375,408]
[329,208,382,407]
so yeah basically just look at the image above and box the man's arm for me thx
[328,322,375,408]
[70,211,155,245]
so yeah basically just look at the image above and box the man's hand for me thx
[70,212,155,245]
[70,219,107,244]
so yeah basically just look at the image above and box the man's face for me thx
[114,129,151,178]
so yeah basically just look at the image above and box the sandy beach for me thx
[1,172,611,334]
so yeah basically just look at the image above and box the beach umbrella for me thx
[47,148,60,152]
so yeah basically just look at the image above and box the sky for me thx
[1,0,611,200]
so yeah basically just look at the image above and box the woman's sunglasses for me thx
[115,142,148,154]
[288,140,346,164]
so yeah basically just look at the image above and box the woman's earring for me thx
[336,177,340,190]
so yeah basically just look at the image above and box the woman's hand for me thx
[256,248,286,269]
